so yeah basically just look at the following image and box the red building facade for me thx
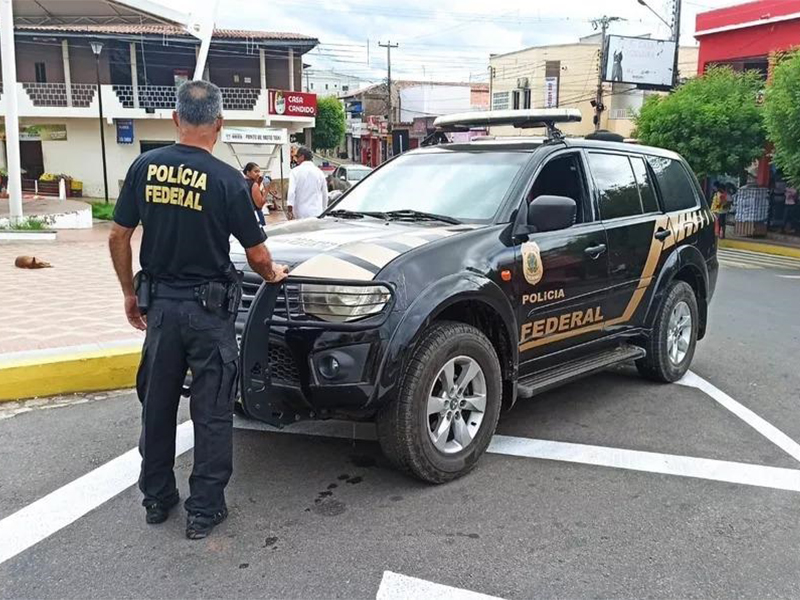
[696,0,800,185]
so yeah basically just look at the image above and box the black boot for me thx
[144,493,180,525]
[186,508,228,540]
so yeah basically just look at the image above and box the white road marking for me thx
[377,571,504,600]
[3,370,800,567]
[488,436,800,492]
[718,259,759,270]
[777,275,800,280]
[0,421,194,567]
[677,371,800,465]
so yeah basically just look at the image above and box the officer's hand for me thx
[124,295,147,331]
[264,263,289,284]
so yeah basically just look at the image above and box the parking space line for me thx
[377,570,505,600]
[0,421,194,567]
[488,436,800,492]
[678,371,800,465]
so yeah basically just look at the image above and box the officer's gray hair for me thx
[175,81,222,126]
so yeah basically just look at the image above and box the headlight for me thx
[300,284,391,323]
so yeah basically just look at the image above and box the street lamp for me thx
[636,0,673,31]
[91,41,110,204]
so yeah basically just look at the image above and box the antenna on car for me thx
[427,109,583,145]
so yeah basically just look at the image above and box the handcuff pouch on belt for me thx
[133,271,151,315]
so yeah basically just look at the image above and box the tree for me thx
[764,50,800,187]
[633,67,765,180]
[312,96,346,151]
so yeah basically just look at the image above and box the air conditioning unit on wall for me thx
[517,77,529,89]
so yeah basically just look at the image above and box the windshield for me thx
[347,169,371,181]
[332,151,531,222]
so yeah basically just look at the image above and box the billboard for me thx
[603,35,676,88]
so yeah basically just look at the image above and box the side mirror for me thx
[527,195,577,232]
[340,173,347,180]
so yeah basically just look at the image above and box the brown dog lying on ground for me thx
[14,256,52,269]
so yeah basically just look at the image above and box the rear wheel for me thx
[637,281,699,382]
[377,321,502,483]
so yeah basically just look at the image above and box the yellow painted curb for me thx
[720,238,800,259]
[0,346,142,402]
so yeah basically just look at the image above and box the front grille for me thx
[269,345,301,385]
[240,272,302,319]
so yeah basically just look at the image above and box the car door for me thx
[515,150,611,374]
[586,151,664,334]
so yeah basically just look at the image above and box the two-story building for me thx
[489,34,699,138]
[0,23,319,198]
[302,67,370,97]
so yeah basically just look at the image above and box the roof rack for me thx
[431,109,581,143]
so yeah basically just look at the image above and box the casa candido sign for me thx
[267,90,317,117]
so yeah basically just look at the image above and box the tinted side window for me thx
[588,153,642,220]
[629,156,659,213]
[646,156,699,211]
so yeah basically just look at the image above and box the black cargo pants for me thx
[136,298,239,517]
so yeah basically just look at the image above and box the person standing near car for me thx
[108,80,288,540]
[286,146,327,220]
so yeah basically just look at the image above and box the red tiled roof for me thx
[15,23,317,43]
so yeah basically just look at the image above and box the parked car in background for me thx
[328,164,373,193]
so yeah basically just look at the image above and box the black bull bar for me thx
[239,276,396,427]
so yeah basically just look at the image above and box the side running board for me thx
[517,345,646,399]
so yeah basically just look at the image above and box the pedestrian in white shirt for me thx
[287,146,327,220]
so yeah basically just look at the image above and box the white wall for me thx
[399,85,472,124]
[25,117,294,198]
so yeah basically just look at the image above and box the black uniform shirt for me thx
[114,143,267,284]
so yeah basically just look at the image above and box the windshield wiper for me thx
[326,209,389,220]
[384,209,462,225]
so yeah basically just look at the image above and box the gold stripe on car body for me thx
[337,242,401,269]
[290,254,376,281]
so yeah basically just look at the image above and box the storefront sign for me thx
[267,90,317,117]
[348,121,365,138]
[221,127,288,145]
[116,119,134,144]
[544,77,559,108]
[0,124,67,141]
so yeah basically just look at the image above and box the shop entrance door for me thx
[19,141,44,180]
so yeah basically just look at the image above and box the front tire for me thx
[377,321,502,484]
[637,281,699,382]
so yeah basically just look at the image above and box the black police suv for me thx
[232,109,718,483]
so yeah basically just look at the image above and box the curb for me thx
[0,343,142,402]
[719,238,800,259]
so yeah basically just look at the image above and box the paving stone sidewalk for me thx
[0,212,286,356]
[0,222,144,355]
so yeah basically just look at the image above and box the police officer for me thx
[108,80,288,540]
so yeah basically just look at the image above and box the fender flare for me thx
[644,244,710,338]
[372,271,519,408]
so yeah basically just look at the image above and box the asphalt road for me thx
[2,248,800,599]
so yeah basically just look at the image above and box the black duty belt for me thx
[151,282,201,301]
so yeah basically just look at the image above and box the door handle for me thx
[654,228,672,241]
[584,243,607,258]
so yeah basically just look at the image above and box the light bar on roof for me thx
[434,109,582,131]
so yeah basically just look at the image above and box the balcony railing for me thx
[112,85,262,111]
[21,82,97,108]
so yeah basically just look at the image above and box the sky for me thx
[172,0,744,83]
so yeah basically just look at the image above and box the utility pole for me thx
[378,41,398,130]
[671,0,682,88]
[488,65,495,110]
[591,15,623,131]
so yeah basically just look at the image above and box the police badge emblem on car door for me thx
[521,241,543,285]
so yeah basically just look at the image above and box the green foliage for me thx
[312,97,347,151]
[0,217,46,231]
[91,202,116,221]
[633,67,765,180]
[764,50,800,187]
